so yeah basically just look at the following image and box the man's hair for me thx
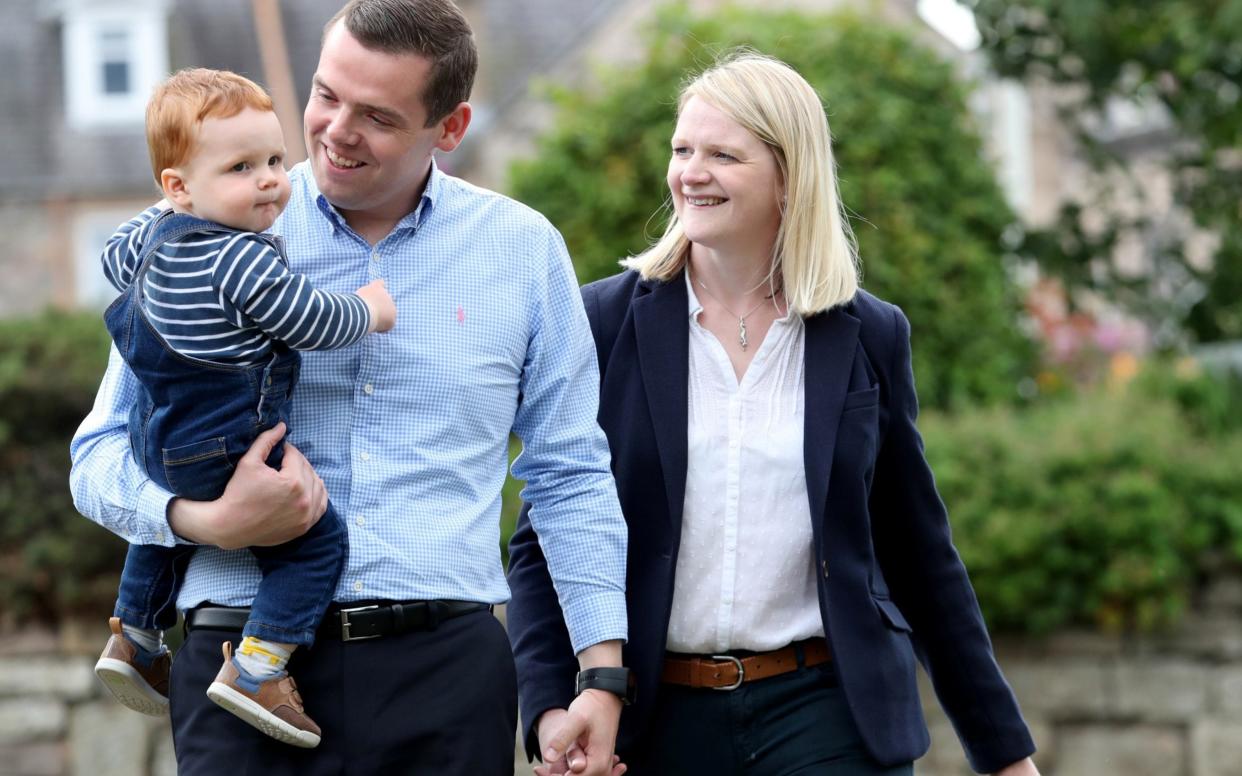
[325,0,477,126]
[146,68,274,185]
[624,51,860,316]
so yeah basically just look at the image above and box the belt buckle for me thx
[709,654,744,691]
[339,605,380,642]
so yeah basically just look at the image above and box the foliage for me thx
[965,0,1242,344]
[508,2,1035,410]
[0,310,123,627]
[927,365,1242,634]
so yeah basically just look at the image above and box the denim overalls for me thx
[107,211,346,646]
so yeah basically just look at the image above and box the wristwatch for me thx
[575,667,636,705]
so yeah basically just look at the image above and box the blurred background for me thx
[1,0,1241,774]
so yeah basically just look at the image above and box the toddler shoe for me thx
[205,641,321,748]
[94,617,171,716]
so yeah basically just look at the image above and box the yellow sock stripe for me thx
[239,637,286,667]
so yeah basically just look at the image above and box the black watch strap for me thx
[575,667,636,705]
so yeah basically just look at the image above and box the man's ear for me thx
[433,102,472,153]
[161,168,192,209]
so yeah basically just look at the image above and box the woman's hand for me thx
[992,757,1040,776]
[535,706,626,776]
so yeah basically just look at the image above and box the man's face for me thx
[304,21,449,226]
[174,107,290,233]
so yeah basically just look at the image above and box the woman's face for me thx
[667,96,784,257]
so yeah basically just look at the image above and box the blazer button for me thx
[821,560,829,578]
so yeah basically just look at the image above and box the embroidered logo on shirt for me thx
[456,305,466,324]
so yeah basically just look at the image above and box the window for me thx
[62,2,168,129]
[99,27,131,95]
[73,207,139,309]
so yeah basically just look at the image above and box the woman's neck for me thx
[688,244,777,305]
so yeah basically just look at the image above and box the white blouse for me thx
[665,272,825,654]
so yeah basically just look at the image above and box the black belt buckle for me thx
[339,604,380,642]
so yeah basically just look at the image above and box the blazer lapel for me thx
[632,278,690,536]
[803,307,861,543]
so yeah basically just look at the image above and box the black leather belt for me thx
[185,600,491,642]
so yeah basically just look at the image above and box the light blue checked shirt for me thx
[70,160,627,653]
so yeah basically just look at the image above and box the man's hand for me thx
[534,698,626,776]
[993,757,1040,776]
[167,422,328,549]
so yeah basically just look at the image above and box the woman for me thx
[507,52,1039,776]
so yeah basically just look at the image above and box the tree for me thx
[508,3,1034,410]
[965,0,1242,343]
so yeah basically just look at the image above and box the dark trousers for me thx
[631,661,915,776]
[170,608,518,775]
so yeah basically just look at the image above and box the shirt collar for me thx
[311,156,444,235]
[684,268,704,321]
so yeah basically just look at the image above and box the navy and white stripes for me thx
[102,207,371,365]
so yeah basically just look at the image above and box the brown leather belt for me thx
[661,638,831,690]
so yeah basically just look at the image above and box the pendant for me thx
[738,318,748,350]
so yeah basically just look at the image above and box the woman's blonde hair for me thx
[622,51,860,315]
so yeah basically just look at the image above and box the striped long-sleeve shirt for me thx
[102,207,372,365]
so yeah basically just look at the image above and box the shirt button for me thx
[353,580,363,592]
[363,383,374,395]
[360,451,371,461]
[356,516,365,527]
[371,250,380,262]
[154,530,164,542]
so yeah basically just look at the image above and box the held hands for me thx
[356,279,396,333]
[535,693,626,776]
[167,423,328,550]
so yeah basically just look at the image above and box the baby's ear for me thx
[160,168,191,208]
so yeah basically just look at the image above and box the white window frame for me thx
[62,2,168,130]
[73,205,147,310]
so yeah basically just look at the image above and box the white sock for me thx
[121,624,163,654]
[234,636,293,679]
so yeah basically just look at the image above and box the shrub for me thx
[0,310,123,627]
[926,376,1242,634]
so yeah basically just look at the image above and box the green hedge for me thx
[926,369,1242,634]
[0,310,122,626]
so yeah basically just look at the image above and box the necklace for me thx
[693,275,780,351]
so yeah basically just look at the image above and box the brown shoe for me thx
[94,617,171,716]
[205,641,321,748]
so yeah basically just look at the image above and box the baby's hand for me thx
[357,279,396,333]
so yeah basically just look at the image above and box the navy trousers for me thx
[630,659,915,776]
[170,608,518,775]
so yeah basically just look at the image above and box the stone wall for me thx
[3,581,1242,776]
[0,625,174,776]
[919,576,1242,776]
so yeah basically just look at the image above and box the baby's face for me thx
[178,107,291,232]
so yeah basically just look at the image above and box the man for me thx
[70,1,627,773]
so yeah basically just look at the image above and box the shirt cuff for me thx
[135,477,178,547]
[565,590,629,655]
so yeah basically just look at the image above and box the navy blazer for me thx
[507,270,1035,773]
